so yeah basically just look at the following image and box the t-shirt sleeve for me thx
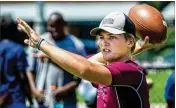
[17,47,28,72]
[105,62,142,86]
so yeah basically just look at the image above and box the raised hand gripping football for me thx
[136,36,161,50]
[16,18,40,48]
[133,36,161,55]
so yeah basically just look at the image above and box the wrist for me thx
[133,45,142,55]
[31,88,37,94]
[37,38,45,50]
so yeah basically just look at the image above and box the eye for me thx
[109,36,117,39]
[99,36,104,39]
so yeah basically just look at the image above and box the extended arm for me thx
[17,18,112,86]
[39,41,112,85]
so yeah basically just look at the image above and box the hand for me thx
[33,89,45,103]
[53,87,67,102]
[146,78,153,89]
[0,92,8,105]
[16,18,40,48]
[133,36,160,55]
[136,36,155,50]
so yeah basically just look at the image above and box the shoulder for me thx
[68,34,84,46]
[107,61,144,85]
[106,60,143,73]
[8,40,24,52]
[0,40,26,58]
[0,40,20,48]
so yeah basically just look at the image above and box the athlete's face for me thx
[97,30,131,63]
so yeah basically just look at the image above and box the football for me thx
[128,4,167,44]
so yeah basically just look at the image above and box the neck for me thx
[107,53,132,64]
[55,35,66,41]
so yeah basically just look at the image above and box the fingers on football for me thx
[144,36,149,45]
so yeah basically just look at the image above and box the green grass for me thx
[147,70,172,104]
[76,88,85,103]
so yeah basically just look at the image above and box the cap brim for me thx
[90,27,126,36]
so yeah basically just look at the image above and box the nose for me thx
[102,38,110,46]
[47,26,56,32]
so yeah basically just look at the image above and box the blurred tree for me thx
[139,1,172,11]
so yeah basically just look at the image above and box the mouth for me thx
[53,32,58,36]
[102,48,111,53]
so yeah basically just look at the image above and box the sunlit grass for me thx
[147,70,172,103]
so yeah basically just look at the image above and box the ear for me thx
[127,37,135,48]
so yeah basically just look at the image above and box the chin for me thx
[103,54,120,63]
[103,55,114,62]
[53,36,61,40]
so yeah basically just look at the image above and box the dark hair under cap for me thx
[123,14,136,37]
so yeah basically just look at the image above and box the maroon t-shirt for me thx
[96,60,150,108]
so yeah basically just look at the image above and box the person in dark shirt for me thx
[0,16,31,108]
[26,12,86,108]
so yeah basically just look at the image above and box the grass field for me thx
[76,89,85,103]
[76,69,173,104]
[147,69,173,104]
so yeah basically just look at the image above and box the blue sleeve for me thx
[70,35,87,56]
[164,72,175,101]
[17,47,28,72]
[79,46,87,56]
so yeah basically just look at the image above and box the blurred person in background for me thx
[0,16,32,108]
[164,71,175,108]
[26,12,87,108]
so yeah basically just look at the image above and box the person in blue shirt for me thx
[0,16,29,108]
[164,71,175,108]
[26,12,87,108]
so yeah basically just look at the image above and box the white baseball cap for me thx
[90,11,136,36]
